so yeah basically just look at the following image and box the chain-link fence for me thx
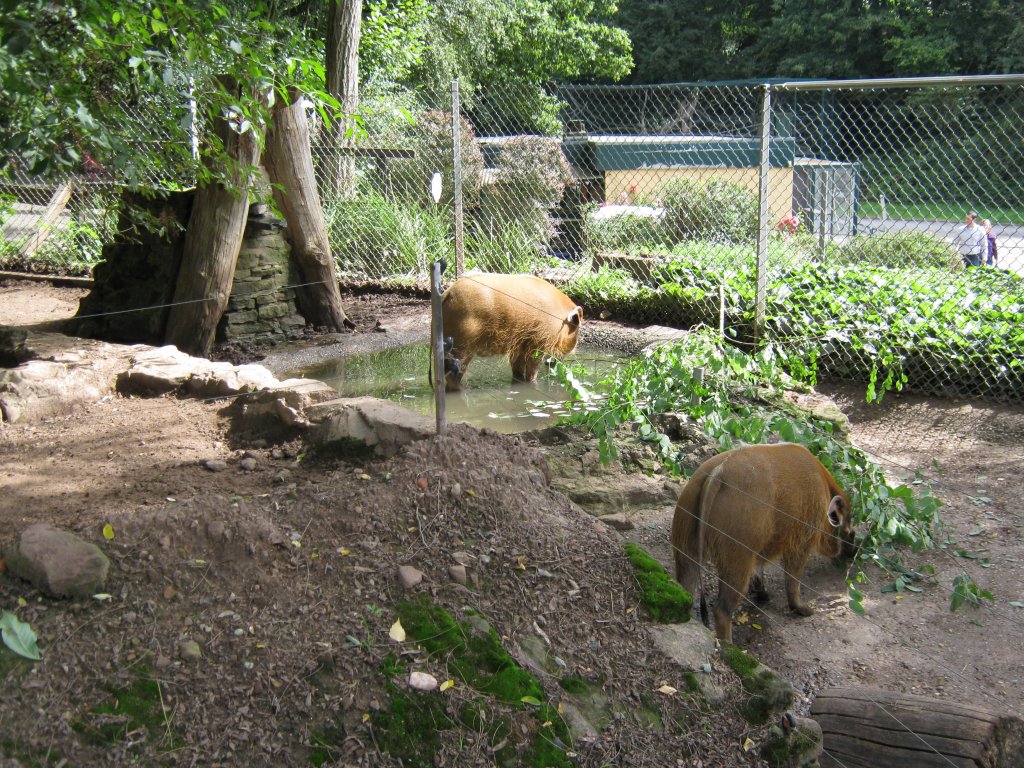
[3,75,1023,399]
[312,75,1024,401]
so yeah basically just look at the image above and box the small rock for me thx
[207,521,225,540]
[203,459,229,472]
[154,655,172,669]
[597,513,633,531]
[464,614,492,638]
[448,565,467,585]
[398,565,424,589]
[179,639,203,661]
[451,551,475,567]
[408,671,438,691]
[450,483,462,498]
[240,457,258,471]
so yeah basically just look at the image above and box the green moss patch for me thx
[623,543,693,622]
[309,719,347,767]
[397,596,542,703]
[370,688,452,768]
[0,738,63,768]
[558,675,589,695]
[720,643,794,725]
[380,596,572,767]
[73,671,180,754]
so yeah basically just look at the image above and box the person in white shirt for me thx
[953,210,987,268]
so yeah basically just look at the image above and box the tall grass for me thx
[325,190,452,281]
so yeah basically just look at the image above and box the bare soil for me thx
[2,278,1024,767]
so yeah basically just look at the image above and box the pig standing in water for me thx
[440,273,583,390]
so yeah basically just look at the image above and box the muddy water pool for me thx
[290,343,628,433]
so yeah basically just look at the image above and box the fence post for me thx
[451,80,465,277]
[431,259,447,436]
[754,83,773,344]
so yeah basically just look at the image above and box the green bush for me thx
[836,231,960,269]
[660,177,758,244]
[479,135,574,243]
[583,206,670,254]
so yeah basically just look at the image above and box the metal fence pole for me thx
[430,259,447,436]
[754,83,772,344]
[451,81,465,277]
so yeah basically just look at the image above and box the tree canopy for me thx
[0,0,634,180]
[614,0,1024,84]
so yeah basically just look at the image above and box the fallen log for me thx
[811,687,1024,768]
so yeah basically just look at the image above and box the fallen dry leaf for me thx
[389,619,406,642]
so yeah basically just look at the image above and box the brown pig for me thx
[671,443,854,643]
[440,273,583,390]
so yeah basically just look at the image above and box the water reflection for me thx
[291,344,625,434]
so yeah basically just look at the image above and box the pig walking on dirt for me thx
[440,273,583,390]
[671,443,855,643]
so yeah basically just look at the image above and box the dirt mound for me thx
[1,412,764,767]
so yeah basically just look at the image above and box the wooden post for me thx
[430,259,447,436]
[16,181,73,260]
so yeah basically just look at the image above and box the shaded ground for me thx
[3,279,1024,766]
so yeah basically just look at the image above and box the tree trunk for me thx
[264,89,353,331]
[325,0,361,198]
[165,77,259,356]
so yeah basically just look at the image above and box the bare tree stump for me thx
[811,687,1024,768]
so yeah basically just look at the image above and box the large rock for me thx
[5,523,110,598]
[648,622,718,672]
[0,333,136,423]
[309,397,435,456]
[237,378,339,428]
[116,346,253,395]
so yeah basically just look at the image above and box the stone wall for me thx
[217,211,307,344]
[74,191,307,347]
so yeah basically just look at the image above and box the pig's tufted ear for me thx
[566,306,583,327]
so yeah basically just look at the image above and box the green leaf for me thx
[0,611,41,661]
[520,696,542,706]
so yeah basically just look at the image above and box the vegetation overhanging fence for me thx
[2,75,1023,401]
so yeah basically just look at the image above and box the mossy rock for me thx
[623,543,693,622]
[720,643,794,725]
[760,714,824,768]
